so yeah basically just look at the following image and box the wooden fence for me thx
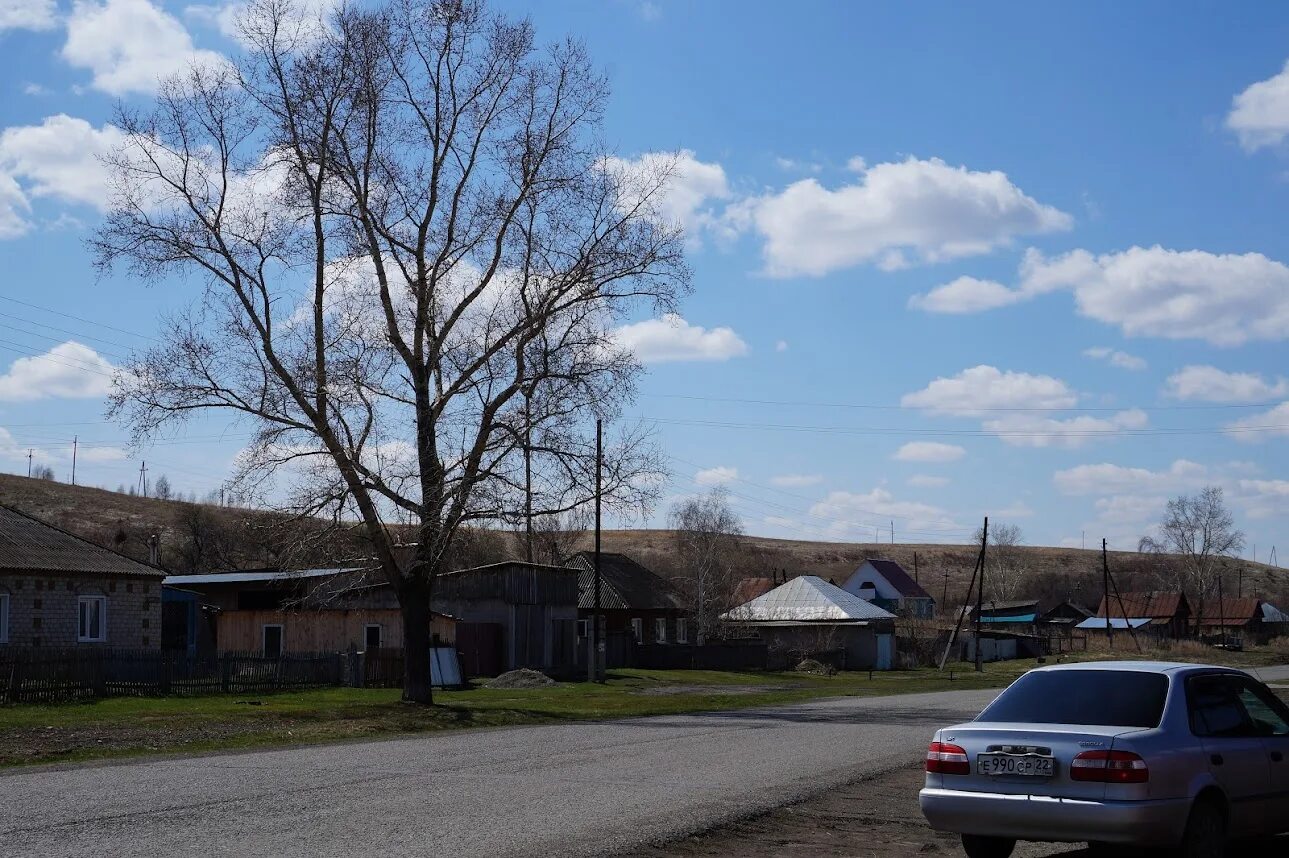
[0,648,343,704]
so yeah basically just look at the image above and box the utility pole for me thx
[890,520,894,544]
[976,517,987,672]
[523,391,533,564]
[71,436,78,486]
[913,551,919,586]
[591,419,603,683]
[1082,530,1085,551]
[941,570,949,614]
[27,449,32,478]
[138,461,148,497]
[1102,539,1112,648]
[1104,543,1141,653]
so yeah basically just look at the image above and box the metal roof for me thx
[567,552,682,611]
[979,613,1037,624]
[163,568,361,586]
[1076,617,1152,630]
[722,575,897,623]
[1262,603,1289,624]
[855,558,933,600]
[0,504,165,578]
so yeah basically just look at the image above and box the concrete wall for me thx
[0,572,162,649]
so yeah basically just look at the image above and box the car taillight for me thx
[1070,750,1149,783]
[926,741,970,775]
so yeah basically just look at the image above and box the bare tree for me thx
[154,475,173,501]
[32,465,56,481]
[1152,486,1245,631]
[529,506,591,566]
[96,0,687,702]
[670,487,743,645]
[973,522,1025,602]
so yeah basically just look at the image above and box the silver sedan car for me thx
[920,661,1289,858]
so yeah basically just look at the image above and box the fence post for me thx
[92,649,107,699]
[220,655,231,693]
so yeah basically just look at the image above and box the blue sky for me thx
[1,0,1288,558]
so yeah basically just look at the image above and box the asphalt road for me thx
[0,687,1000,858]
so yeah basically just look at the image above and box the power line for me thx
[641,391,1281,413]
[0,295,154,340]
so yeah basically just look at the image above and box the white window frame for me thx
[0,592,9,643]
[654,617,667,643]
[262,623,285,657]
[676,618,687,644]
[577,618,589,639]
[630,617,643,643]
[78,595,107,643]
[364,623,383,650]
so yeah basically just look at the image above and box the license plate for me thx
[977,753,1055,777]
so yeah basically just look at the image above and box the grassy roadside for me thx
[0,665,1010,769]
[2,645,1283,770]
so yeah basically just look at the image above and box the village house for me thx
[952,599,1041,633]
[0,505,165,649]
[162,567,456,657]
[566,551,688,645]
[722,575,898,670]
[840,558,936,618]
[1197,597,1289,646]
[1092,591,1192,640]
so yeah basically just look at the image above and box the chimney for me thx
[147,534,160,567]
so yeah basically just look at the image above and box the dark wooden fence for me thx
[630,641,769,671]
[0,648,343,704]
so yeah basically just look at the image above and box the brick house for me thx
[0,505,165,649]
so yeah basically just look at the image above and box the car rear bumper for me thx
[919,787,1190,846]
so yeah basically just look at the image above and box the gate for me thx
[456,622,503,677]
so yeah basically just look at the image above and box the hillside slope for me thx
[2,472,1284,608]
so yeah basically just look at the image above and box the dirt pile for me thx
[484,669,557,689]
[793,659,836,676]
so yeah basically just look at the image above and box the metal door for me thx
[875,634,893,670]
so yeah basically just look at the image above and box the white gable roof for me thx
[722,575,897,622]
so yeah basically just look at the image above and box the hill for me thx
[2,472,1285,609]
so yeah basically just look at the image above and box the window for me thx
[0,593,8,643]
[676,618,688,644]
[262,624,284,658]
[365,624,383,650]
[577,619,589,639]
[78,596,107,643]
[630,617,643,643]
[655,617,667,643]
[979,670,1169,729]
[1188,673,1289,738]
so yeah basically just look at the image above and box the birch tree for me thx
[97,0,687,702]
[670,487,743,644]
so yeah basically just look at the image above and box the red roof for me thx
[863,558,932,600]
[1197,597,1262,628]
[1095,591,1189,621]
[733,577,775,604]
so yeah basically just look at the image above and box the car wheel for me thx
[960,834,1016,858]
[1178,798,1226,858]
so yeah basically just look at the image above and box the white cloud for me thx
[1165,365,1288,403]
[845,155,867,172]
[810,487,958,535]
[613,313,749,364]
[1,0,57,30]
[185,0,336,46]
[993,502,1034,518]
[77,445,129,463]
[63,0,226,95]
[1019,246,1289,347]
[602,150,731,243]
[744,157,1070,278]
[908,474,949,488]
[774,339,788,352]
[893,441,965,463]
[0,115,126,212]
[1052,459,1210,496]
[770,473,822,487]
[1237,479,1289,520]
[695,465,738,486]
[901,365,1077,417]
[0,341,116,401]
[1225,401,1289,443]
[0,174,31,239]
[773,157,821,174]
[1083,346,1146,371]
[982,410,1148,449]
[1227,60,1289,151]
[909,276,1025,314]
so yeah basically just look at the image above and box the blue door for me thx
[875,634,894,670]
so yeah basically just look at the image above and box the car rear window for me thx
[977,670,1169,728]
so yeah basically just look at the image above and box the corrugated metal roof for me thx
[568,552,682,611]
[980,613,1038,624]
[1095,591,1187,620]
[1077,617,1152,630]
[722,575,896,623]
[0,504,165,578]
[163,567,361,586]
[1262,603,1289,624]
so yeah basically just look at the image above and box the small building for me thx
[163,567,455,656]
[952,599,1041,632]
[0,504,165,649]
[722,575,898,670]
[1198,598,1288,646]
[566,551,688,644]
[433,561,579,677]
[840,558,935,618]
[1037,600,1093,633]
[1094,591,1191,640]
[732,576,776,606]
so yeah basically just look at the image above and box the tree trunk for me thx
[400,578,434,705]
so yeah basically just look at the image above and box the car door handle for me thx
[1210,754,1224,766]
[1273,752,1284,763]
